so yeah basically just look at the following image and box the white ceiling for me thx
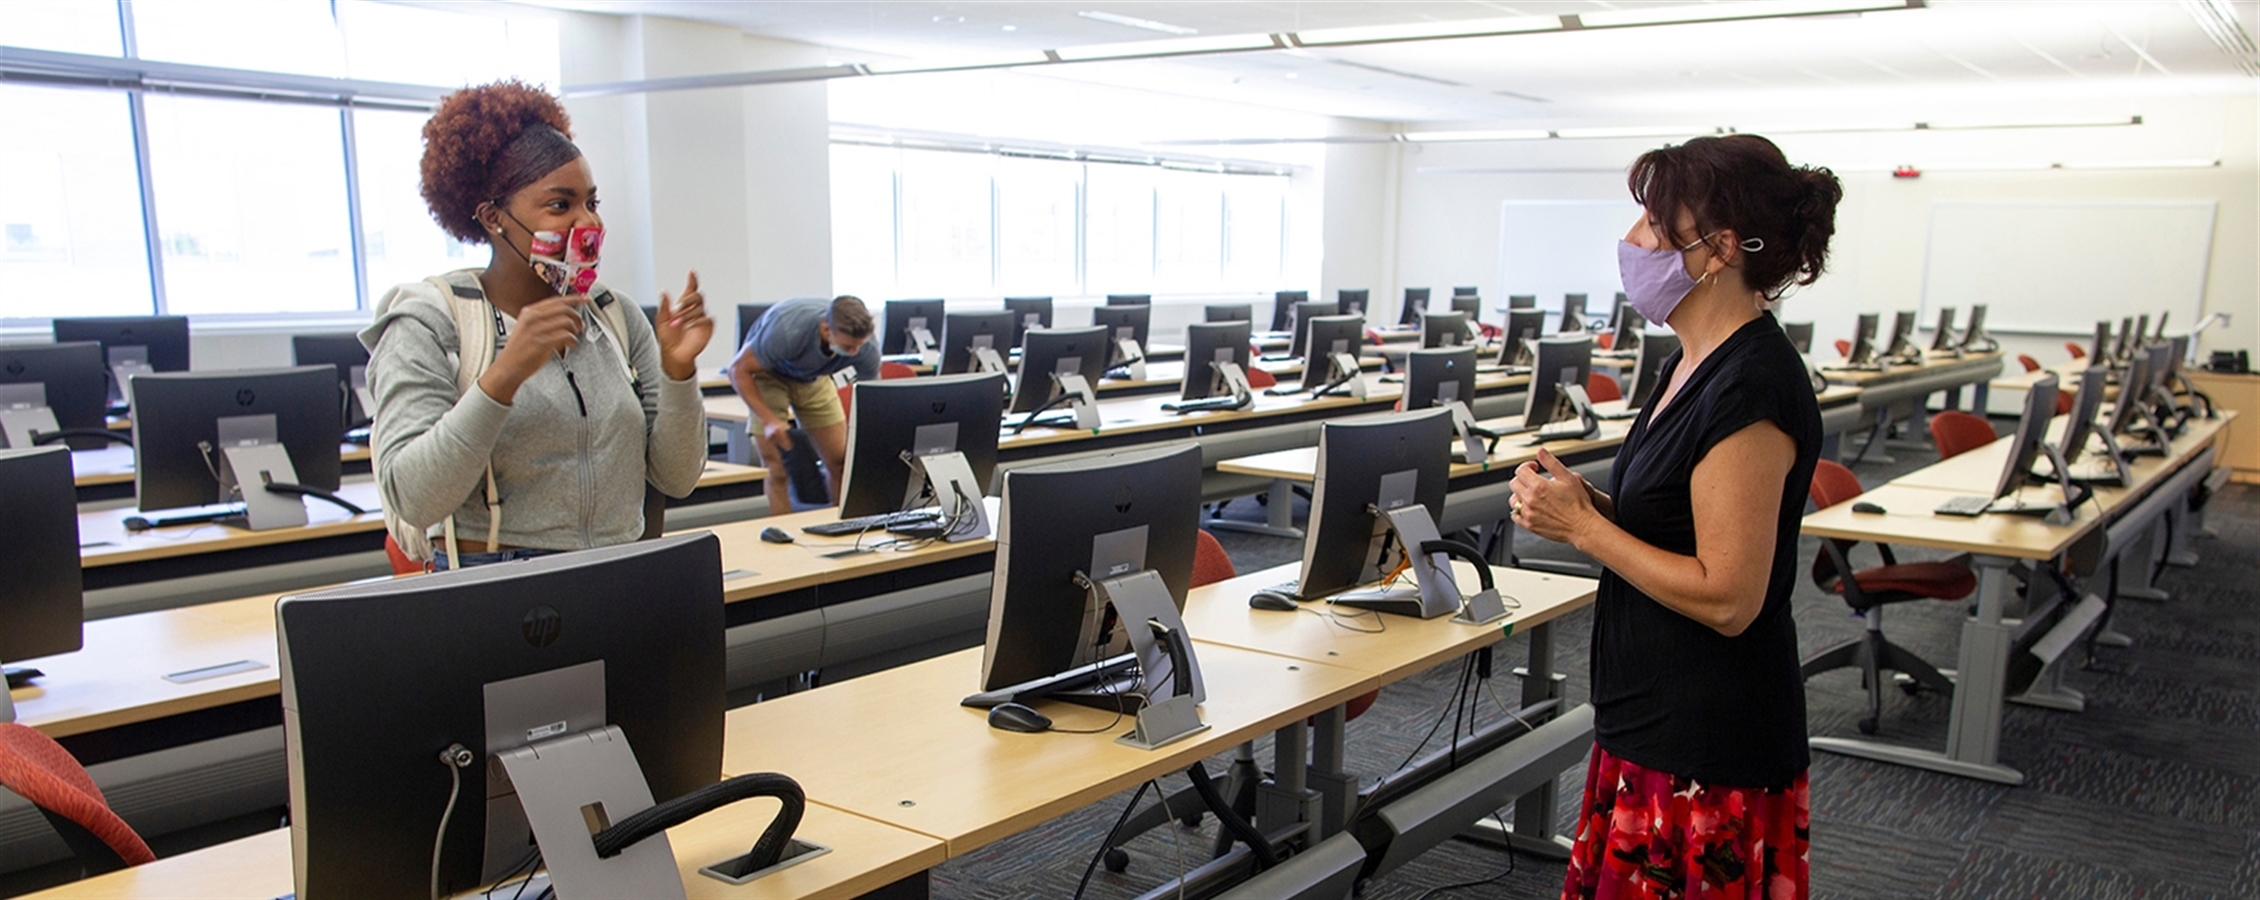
[533,1,2260,123]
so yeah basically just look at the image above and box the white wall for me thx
[1317,119,1398,319]
[1391,90,2260,409]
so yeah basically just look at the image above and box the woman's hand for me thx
[481,294,590,404]
[1509,448,1599,548]
[655,270,712,382]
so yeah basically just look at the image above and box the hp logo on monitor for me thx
[235,389,256,406]
[522,606,563,648]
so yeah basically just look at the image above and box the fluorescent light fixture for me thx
[1052,33,1281,62]
[1400,129,1552,142]
[1918,115,2142,130]
[1577,0,1921,29]
[1292,15,1562,48]
[862,50,1052,75]
[1553,125,1720,139]
[1077,10,1199,35]
[2056,158,2219,170]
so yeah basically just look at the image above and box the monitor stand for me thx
[908,326,940,368]
[1112,338,1148,382]
[906,450,989,542]
[971,345,1009,375]
[0,398,58,449]
[1057,373,1100,430]
[1442,400,1490,464]
[1993,442,2087,525]
[1331,505,1502,622]
[215,414,311,531]
[1084,570,1207,751]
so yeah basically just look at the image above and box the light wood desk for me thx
[1215,415,1633,486]
[1801,410,2230,784]
[19,799,946,900]
[1820,350,2002,460]
[719,644,1372,858]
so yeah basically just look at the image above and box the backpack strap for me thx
[428,272,504,562]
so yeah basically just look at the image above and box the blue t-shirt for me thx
[745,297,880,384]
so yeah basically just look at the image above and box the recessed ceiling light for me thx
[1077,10,1199,35]
[932,15,964,24]
[1002,25,1017,31]
[1284,72,1298,79]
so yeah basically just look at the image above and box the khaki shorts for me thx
[750,370,846,429]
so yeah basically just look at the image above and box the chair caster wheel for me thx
[1179,812,1204,829]
[1104,848,1129,873]
[1858,716,1879,735]
[1900,682,1924,697]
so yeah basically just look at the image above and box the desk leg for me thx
[2120,520,2171,602]
[2167,490,2201,568]
[718,420,753,466]
[1972,379,1992,415]
[1943,385,1964,411]
[1209,479,1305,540]
[1848,406,1897,465]
[1810,554,2025,784]
[1503,620,1573,859]
[1259,719,1321,839]
[1487,517,1518,567]
[1307,705,1354,840]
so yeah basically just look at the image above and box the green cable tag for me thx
[1501,620,1515,638]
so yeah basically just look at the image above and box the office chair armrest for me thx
[592,772,805,871]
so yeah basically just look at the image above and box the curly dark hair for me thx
[419,80,580,244]
[1628,134,1843,302]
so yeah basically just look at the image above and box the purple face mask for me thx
[1616,233,1711,327]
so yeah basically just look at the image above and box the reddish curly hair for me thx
[419,80,578,244]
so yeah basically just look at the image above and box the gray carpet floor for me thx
[927,421,2260,900]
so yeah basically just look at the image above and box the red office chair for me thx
[1476,322,1502,340]
[1928,410,1998,460]
[1596,332,1615,351]
[878,361,917,380]
[1364,328,1386,347]
[2017,353,2042,373]
[0,724,156,877]
[2065,342,2087,360]
[1584,372,1622,404]
[2016,357,2076,415]
[838,383,855,421]
[1802,461,1973,735]
[384,534,422,576]
[1834,338,1852,358]
[1244,366,1277,390]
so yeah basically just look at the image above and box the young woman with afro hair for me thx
[359,81,714,569]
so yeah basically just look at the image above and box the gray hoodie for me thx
[359,271,706,554]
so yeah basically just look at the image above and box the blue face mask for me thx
[829,342,857,357]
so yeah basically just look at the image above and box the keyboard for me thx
[1163,396,1243,414]
[802,508,943,536]
[1933,495,1994,517]
[1595,409,1640,421]
[1262,579,1302,600]
[1534,420,1594,442]
[1476,365,1531,377]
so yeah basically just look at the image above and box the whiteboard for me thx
[1922,200,2214,336]
[1497,200,1638,324]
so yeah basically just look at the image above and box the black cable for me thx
[1072,780,1152,900]
[591,773,805,871]
[1411,812,1516,899]
[1187,760,1278,870]
[1388,655,1474,778]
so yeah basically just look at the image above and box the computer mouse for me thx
[986,702,1052,733]
[1248,591,1299,612]
[759,526,795,544]
[123,516,152,532]
[1852,501,1887,515]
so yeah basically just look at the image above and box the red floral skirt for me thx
[1561,745,1809,900]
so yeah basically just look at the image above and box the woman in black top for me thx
[1510,134,1840,900]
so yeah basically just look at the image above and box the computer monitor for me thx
[278,533,726,899]
[1959,304,1996,352]
[1420,311,1468,349]
[2153,311,2170,340]
[0,341,114,450]
[1452,286,1479,298]
[1448,294,1480,323]
[1287,301,1340,359]
[1989,374,2059,502]
[639,304,659,329]
[1846,312,1880,366]
[1506,295,1537,310]
[939,310,1017,375]
[975,443,1201,705]
[1522,335,1594,431]
[1091,303,1152,368]
[1609,293,1628,328]
[1928,306,1958,352]
[881,298,946,356]
[291,334,372,431]
[1609,307,1648,355]
[2058,366,2107,467]
[1626,330,1682,410]
[2111,316,2137,362]
[2105,351,2153,438]
[1398,287,1430,327]
[734,302,779,349]
[1269,290,1310,332]
[1882,310,1919,360]
[2088,321,2112,365]
[1205,303,1252,323]
[1337,289,1369,319]
[1003,296,1053,346]
[2132,314,2151,354]
[0,447,81,702]
[129,366,343,514]
[1105,294,1151,306]
[1495,310,1545,368]
[1181,321,1253,401]
[839,371,1007,519]
[52,315,191,406]
[1404,346,1477,411]
[1009,326,1112,415]
[1557,294,1588,334]
[1300,315,1367,392]
[1782,321,1815,355]
[1297,409,1452,602]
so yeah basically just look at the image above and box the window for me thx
[0,0,123,55]
[142,95,359,315]
[354,108,472,298]
[829,144,1289,299]
[131,0,345,78]
[0,86,152,318]
[337,0,560,89]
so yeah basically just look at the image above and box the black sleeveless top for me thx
[1591,314,1820,789]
